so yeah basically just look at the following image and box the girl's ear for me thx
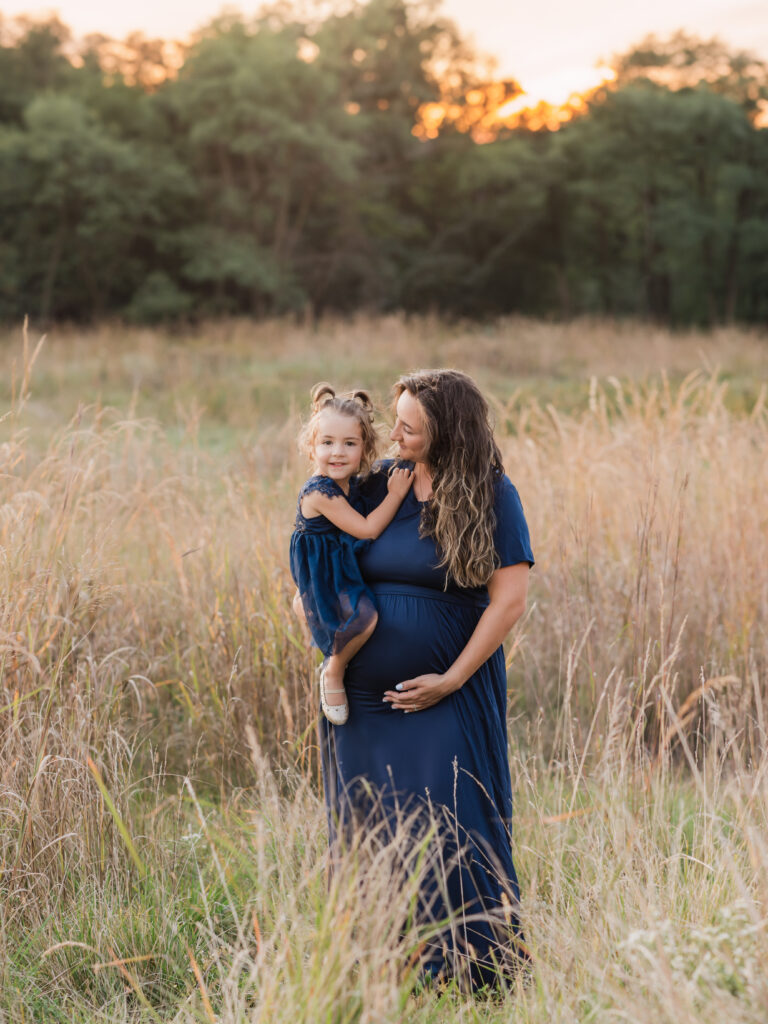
[352,389,373,411]
[311,381,335,411]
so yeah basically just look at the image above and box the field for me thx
[1,315,768,1022]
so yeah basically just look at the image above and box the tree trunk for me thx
[696,162,717,324]
[642,186,670,321]
[39,217,66,323]
[723,188,751,323]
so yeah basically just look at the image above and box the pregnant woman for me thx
[315,368,534,990]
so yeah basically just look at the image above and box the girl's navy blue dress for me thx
[289,474,376,657]
[318,462,534,989]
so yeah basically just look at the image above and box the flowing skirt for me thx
[319,582,527,989]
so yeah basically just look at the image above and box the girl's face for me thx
[390,390,430,464]
[313,410,364,485]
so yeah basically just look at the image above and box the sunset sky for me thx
[3,0,768,106]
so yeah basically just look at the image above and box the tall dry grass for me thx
[1,319,767,1019]
[507,371,768,762]
[3,314,767,445]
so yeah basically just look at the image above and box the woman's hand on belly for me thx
[382,672,459,712]
[380,565,530,711]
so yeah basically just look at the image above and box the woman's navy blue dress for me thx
[289,475,376,657]
[319,463,534,989]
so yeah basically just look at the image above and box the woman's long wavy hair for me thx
[393,370,504,589]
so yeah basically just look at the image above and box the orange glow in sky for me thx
[2,1,767,109]
[497,66,617,115]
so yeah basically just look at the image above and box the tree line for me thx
[1,1,767,326]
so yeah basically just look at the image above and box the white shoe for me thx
[319,664,348,725]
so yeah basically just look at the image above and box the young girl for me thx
[290,383,413,725]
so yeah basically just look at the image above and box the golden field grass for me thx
[1,316,767,1021]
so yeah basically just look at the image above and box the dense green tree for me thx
[0,9,766,326]
[609,30,768,122]
[396,132,550,314]
[0,16,78,124]
[163,14,360,314]
[0,93,193,321]
[555,84,762,322]
[308,0,483,309]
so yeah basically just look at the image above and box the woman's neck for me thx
[412,462,433,501]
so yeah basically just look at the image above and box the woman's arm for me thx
[382,563,529,712]
[302,467,413,540]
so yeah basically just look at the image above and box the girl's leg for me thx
[323,611,378,705]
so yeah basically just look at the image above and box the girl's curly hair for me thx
[393,369,503,588]
[298,382,380,477]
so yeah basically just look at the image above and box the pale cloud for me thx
[440,0,768,101]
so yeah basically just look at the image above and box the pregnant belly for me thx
[345,583,486,693]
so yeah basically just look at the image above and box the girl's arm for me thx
[302,467,413,540]
[382,563,530,711]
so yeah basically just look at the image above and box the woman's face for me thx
[390,389,430,464]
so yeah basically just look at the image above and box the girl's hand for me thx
[387,466,414,498]
[382,673,458,712]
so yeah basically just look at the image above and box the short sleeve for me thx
[299,475,345,500]
[493,474,534,568]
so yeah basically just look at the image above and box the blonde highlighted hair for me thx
[393,369,503,589]
[298,382,380,476]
